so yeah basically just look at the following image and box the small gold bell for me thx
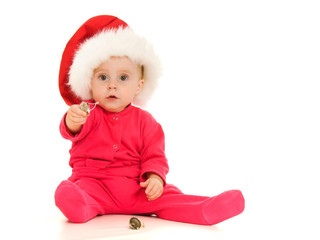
[79,102,99,114]
[129,217,144,230]
[79,102,90,114]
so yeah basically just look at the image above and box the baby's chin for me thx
[98,101,129,113]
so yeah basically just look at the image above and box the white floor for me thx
[44,213,229,240]
[3,211,245,240]
[2,201,319,240]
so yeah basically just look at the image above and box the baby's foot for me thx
[202,190,245,225]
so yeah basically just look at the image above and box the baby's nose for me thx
[107,80,117,90]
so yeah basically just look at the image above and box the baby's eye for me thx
[120,75,128,81]
[99,75,108,81]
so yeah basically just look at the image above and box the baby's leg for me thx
[143,185,245,225]
[55,180,104,223]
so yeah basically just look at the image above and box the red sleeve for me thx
[139,115,169,184]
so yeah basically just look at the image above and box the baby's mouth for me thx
[107,95,118,100]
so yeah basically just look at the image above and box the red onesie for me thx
[55,103,245,225]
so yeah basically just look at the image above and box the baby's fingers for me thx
[147,188,163,201]
[145,180,157,194]
[70,104,88,117]
[146,182,163,200]
[140,180,149,188]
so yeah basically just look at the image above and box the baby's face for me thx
[91,57,144,113]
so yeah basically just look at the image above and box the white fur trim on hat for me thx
[68,27,162,106]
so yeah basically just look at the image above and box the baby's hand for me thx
[140,173,164,201]
[65,103,89,134]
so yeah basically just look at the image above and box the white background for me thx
[0,0,319,239]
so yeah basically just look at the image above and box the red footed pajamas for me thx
[55,104,244,224]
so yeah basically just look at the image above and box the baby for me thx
[55,15,245,225]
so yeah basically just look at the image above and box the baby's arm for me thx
[140,172,164,201]
[65,104,88,134]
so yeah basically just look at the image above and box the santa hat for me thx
[59,15,161,106]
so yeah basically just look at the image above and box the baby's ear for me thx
[135,80,144,95]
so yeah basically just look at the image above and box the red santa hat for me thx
[59,15,161,106]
